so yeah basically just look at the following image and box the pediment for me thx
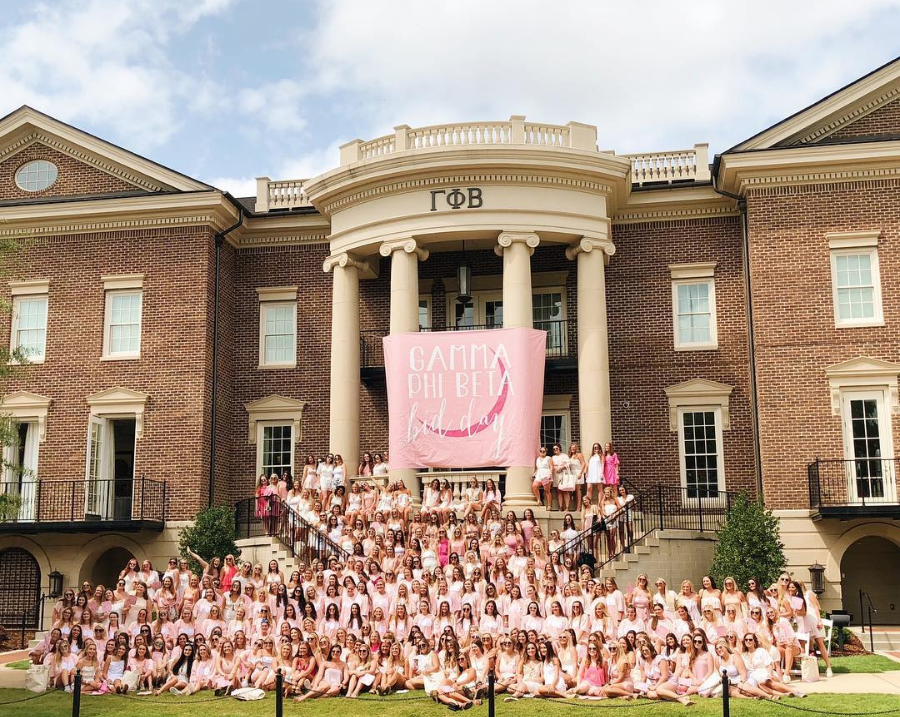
[664,378,733,398]
[86,387,150,407]
[244,394,306,412]
[0,106,210,194]
[824,356,900,379]
[245,394,306,443]
[732,57,900,150]
[0,390,52,410]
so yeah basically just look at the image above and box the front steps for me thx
[849,629,900,652]
[596,529,718,587]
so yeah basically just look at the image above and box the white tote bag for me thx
[800,655,820,683]
[121,670,140,692]
[232,686,266,701]
[25,664,49,693]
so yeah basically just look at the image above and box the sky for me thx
[1,0,899,198]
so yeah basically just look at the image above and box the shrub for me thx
[178,504,241,574]
[710,492,786,588]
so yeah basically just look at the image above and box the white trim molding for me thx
[86,387,149,438]
[102,274,144,291]
[664,378,733,431]
[824,357,900,415]
[9,279,50,296]
[826,230,880,250]
[256,286,298,302]
[0,391,52,442]
[668,262,717,280]
[245,394,306,444]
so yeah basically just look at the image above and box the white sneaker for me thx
[783,673,791,683]
[64,685,72,693]
[170,687,181,695]
[826,668,833,678]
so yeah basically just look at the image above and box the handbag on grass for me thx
[25,664,49,693]
[800,655,820,683]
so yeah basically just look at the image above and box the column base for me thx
[503,465,539,508]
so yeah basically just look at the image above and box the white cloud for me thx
[0,0,234,150]
[238,80,308,134]
[300,0,900,155]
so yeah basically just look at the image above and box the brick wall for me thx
[828,98,900,141]
[746,179,900,510]
[608,216,757,497]
[1,226,215,521]
[227,243,332,503]
[0,143,140,201]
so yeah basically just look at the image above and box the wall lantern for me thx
[808,561,825,596]
[457,263,473,305]
[48,570,64,599]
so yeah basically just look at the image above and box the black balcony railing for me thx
[235,495,350,566]
[361,319,573,369]
[808,458,899,515]
[0,478,166,532]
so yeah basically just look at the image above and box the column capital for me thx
[322,252,378,278]
[565,237,616,261]
[494,231,540,257]
[379,238,430,261]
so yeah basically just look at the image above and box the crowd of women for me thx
[28,447,833,705]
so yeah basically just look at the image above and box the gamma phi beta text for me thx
[429,187,483,211]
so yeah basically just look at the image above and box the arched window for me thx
[0,548,41,628]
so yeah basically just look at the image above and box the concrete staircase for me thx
[235,534,302,575]
[850,628,900,652]
[596,528,718,586]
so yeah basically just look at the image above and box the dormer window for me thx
[15,160,58,192]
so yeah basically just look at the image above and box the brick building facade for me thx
[2,57,900,626]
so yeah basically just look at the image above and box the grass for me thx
[4,660,29,671]
[1,690,900,717]
[828,655,899,673]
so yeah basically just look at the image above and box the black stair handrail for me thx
[235,494,350,565]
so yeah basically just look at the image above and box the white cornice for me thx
[795,86,900,145]
[0,191,239,238]
[614,184,738,224]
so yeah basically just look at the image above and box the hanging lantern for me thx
[808,561,826,596]
[457,263,472,305]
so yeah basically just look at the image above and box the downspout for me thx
[711,166,764,499]
[209,202,244,507]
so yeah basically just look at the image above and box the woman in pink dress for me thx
[603,442,620,486]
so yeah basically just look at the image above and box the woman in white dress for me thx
[318,454,335,508]
[550,443,572,511]
[568,443,586,510]
[301,455,319,493]
[532,447,553,508]
[585,442,604,504]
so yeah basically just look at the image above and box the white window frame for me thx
[670,262,718,351]
[101,275,144,360]
[9,280,50,364]
[256,421,295,478]
[827,232,884,329]
[418,295,432,330]
[676,406,726,499]
[540,410,571,451]
[257,286,297,369]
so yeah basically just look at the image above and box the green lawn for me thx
[828,655,899,673]
[4,660,29,671]
[1,691,899,717]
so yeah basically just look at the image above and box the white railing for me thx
[406,122,514,149]
[524,122,569,147]
[254,177,312,212]
[624,143,710,185]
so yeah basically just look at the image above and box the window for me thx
[418,297,431,330]
[533,291,566,357]
[828,231,883,328]
[15,160,58,192]
[9,281,50,363]
[669,263,717,350]
[101,275,143,360]
[540,412,570,450]
[104,291,142,357]
[260,423,293,477]
[257,287,297,368]
[665,378,732,499]
[678,408,724,498]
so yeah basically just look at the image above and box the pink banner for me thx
[383,328,546,469]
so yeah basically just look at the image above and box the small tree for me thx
[178,504,241,575]
[710,492,786,588]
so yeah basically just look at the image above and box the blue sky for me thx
[2,0,900,197]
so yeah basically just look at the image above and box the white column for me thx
[380,239,429,501]
[494,231,540,507]
[323,252,368,477]
[566,237,616,452]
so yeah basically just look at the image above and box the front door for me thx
[841,391,897,504]
[2,422,38,521]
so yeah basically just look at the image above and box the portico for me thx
[306,116,631,504]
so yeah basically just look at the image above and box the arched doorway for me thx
[841,536,900,625]
[89,547,135,591]
[0,547,41,627]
